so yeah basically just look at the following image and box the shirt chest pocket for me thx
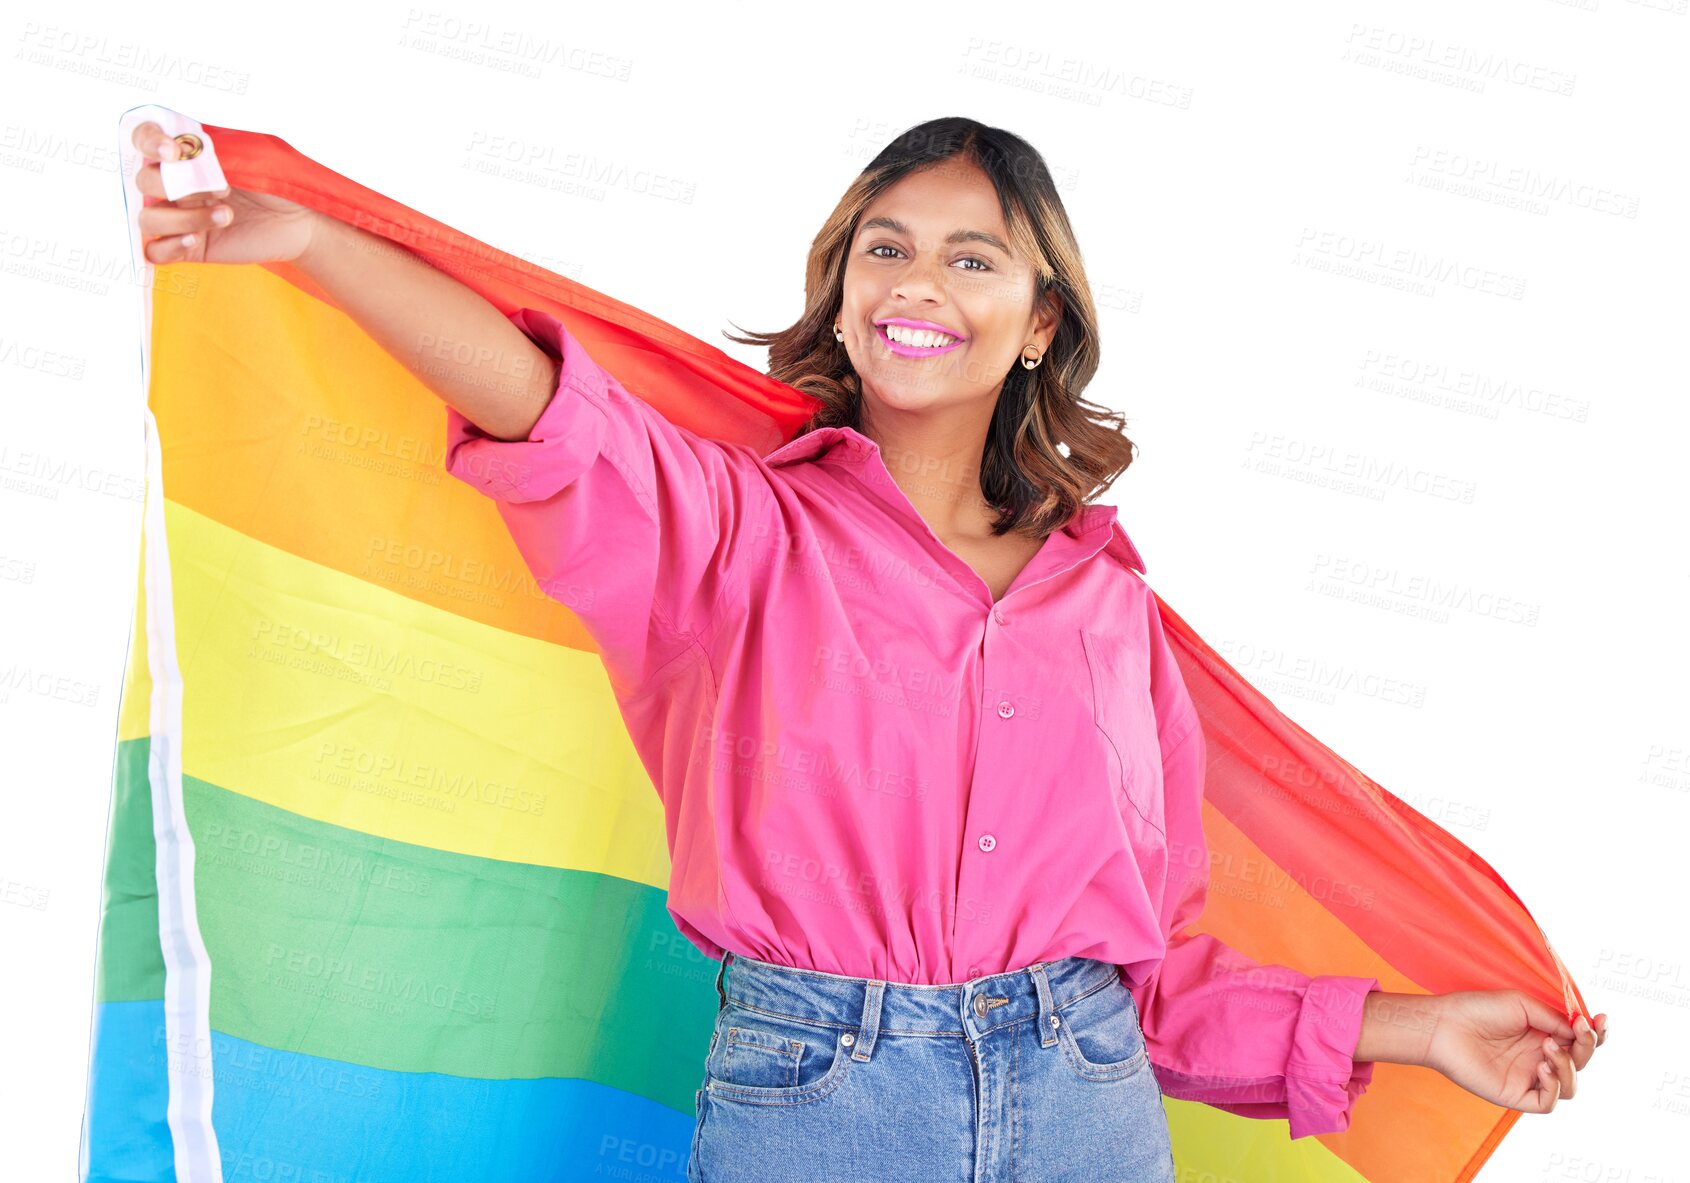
[1078,627,1165,835]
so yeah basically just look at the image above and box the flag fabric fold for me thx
[84,105,1589,1183]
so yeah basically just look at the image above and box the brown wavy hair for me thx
[724,115,1137,542]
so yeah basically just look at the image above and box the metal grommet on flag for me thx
[120,104,229,200]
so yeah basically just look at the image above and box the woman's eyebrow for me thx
[860,215,1010,254]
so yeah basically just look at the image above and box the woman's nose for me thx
[890,253,947,302]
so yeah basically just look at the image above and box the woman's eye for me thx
[864,245,992,272]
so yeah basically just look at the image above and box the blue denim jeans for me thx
[687,950,1178,1182]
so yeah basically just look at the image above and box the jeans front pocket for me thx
[704,1002,853,1106]
[1053,976,1151,1083]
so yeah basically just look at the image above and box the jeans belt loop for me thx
[852,979,886,1063]
[1030,961,1058,1048]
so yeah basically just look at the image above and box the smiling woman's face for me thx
[839,158,1057,421]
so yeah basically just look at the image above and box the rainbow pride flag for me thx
[84,104,1591,1183]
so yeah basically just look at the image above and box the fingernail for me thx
[181,234,197,247]
[212,207,232,225]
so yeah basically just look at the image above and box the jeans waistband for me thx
[711,951,1125,1064]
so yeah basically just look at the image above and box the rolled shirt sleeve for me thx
[1128,604,1381,1141]
[443,306,765,699]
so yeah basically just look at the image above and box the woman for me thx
[131,114,1606,1181]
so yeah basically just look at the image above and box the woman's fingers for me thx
[1570,1015,1599,1070]
[130,120,162,159]
[135,159,163,199]
[131,121,231,202]
[142,232,198,265]
[1519,994,1575,1042]
[130,121,178,162]
[131,122,169,202]
[140,209,231,264]
[136,161,230,205]
[137,201,230,239]
[130,121,239,263]
[1543,1034,1577,1100]
[139,201,230,264]
[1534,1055,1562,1112]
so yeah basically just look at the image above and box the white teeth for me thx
[882,323,958,348]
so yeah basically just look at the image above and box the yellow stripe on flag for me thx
[163,497,669,886]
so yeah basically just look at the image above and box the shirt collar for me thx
[761,423,876,468]
[761,424,1147,574]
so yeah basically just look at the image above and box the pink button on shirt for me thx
[445,307,1380,1139]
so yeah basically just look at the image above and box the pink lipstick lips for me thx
[874,316,967,358]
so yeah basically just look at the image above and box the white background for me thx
[2,0,1685,1178]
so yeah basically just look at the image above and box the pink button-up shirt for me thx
[444,307,1380,1139]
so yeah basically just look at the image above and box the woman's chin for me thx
[863,388,954,417]
[860,369,973,411]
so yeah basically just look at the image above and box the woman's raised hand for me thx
[1423,989,1608,1115]
[131,121,321,267]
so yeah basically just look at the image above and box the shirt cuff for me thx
[1285,975,1380,1140]
[442,308,611,504]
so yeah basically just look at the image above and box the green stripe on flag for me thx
[95,739,166,1003]
[97,736,719,1113]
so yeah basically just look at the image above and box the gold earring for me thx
[834,322,845,343]
[1021,345,1044,370]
